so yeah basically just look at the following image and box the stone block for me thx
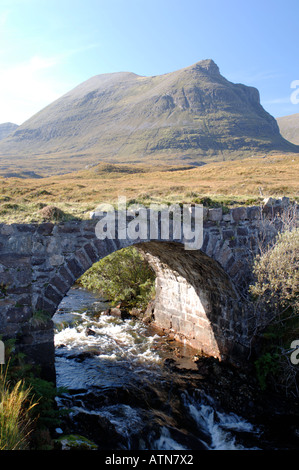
[32,241,46,254]
[10,267,32,287]
[237,226,249,236]
[0,253,30,268]
[56,222,81,234]
[58,265,76,286]
[232,207,247,222]
[15,224,36,233]
[6,305,32,323]
[0,225,15,236]
[222,213,232,222]
[171,315,181,331]
[84,243,99,264]
[180,319,195,338]
[222,229,235,240]
[227,258,244,278]
[247,206,260,220]
[42,298,59,315]
[49,254,64,266]
[208,208,223,221]
[44,284,62,305]
[67,258,85,280]
[75,249,92,272]
[51,275,70,295]
[8,235,32,254]
[36,223,54,235]
[215,244,233,269]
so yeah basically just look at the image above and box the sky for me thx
[0,0,299,125]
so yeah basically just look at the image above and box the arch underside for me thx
[137,242,246,360]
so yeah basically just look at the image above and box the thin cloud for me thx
[262,97,292,105]
[0,55,65,124]
[0,10,10,28]
[226,69,284,86]
[0,44,100,124]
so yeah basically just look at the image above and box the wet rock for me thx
[109,307,121,316]
[86,327,96,336]
[55,434,98,450]
[106,302,147,320]
[68,349,99,361]
[129,307,143,318]
[69,411,127,450]
[143,300,155,324]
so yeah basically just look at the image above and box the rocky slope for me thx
[0,60,298,175]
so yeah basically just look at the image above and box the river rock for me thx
[86,327,96,336]
[69,411,127,450]
[107,307,122,317]
[55,434,98,450]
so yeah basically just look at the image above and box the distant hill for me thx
[0,59,298,176]
[277,113,299,145]
[0,122,18,141]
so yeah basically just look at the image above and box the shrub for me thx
[250,227,299,327]
[78,246,155,310]
[249,227,299,394]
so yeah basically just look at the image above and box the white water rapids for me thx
[53,287,261,450]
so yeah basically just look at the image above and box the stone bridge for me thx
[0,199,294,380]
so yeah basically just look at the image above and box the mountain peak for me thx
[190,59,220,75]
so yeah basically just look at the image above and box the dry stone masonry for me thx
[0,198,296,380]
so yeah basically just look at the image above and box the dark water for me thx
[52,287,287,451]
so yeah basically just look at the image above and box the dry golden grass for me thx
[0,153,298,223]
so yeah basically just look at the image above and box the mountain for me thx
[0,122,18,141]
[277,113,299,145]
[0,60,298,175]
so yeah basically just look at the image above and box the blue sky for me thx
[0,0,298,124]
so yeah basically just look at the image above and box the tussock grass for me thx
[0,366,37,450]
[0,154,298,223]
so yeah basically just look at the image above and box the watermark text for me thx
[290,340,299,365]
[290,80,299,105]
[0,340,5,365]
[93,197,203,251]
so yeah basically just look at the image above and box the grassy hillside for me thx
[277,113,299,145]
[0,153,298,223]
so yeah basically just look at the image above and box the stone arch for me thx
[29,237,245,380]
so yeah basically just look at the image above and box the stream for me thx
[52,287,298,451]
